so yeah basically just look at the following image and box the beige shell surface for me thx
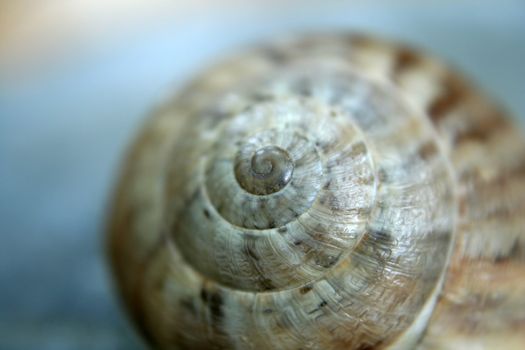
[108,34,525,349]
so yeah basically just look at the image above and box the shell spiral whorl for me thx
[235,144,294,195]
[109,34,525,350]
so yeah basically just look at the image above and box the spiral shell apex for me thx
[109,34,525,349]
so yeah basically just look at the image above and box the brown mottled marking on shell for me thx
[374,36,525,348]
[108,34,525,350]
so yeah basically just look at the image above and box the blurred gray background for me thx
[1,0,524,349]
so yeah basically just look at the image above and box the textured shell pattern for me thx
[108,35,525,350]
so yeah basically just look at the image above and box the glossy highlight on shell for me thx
[108,34,525,349]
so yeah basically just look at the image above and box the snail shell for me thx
[108,34,525,349]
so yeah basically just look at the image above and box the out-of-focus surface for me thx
[0,1,524,349]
